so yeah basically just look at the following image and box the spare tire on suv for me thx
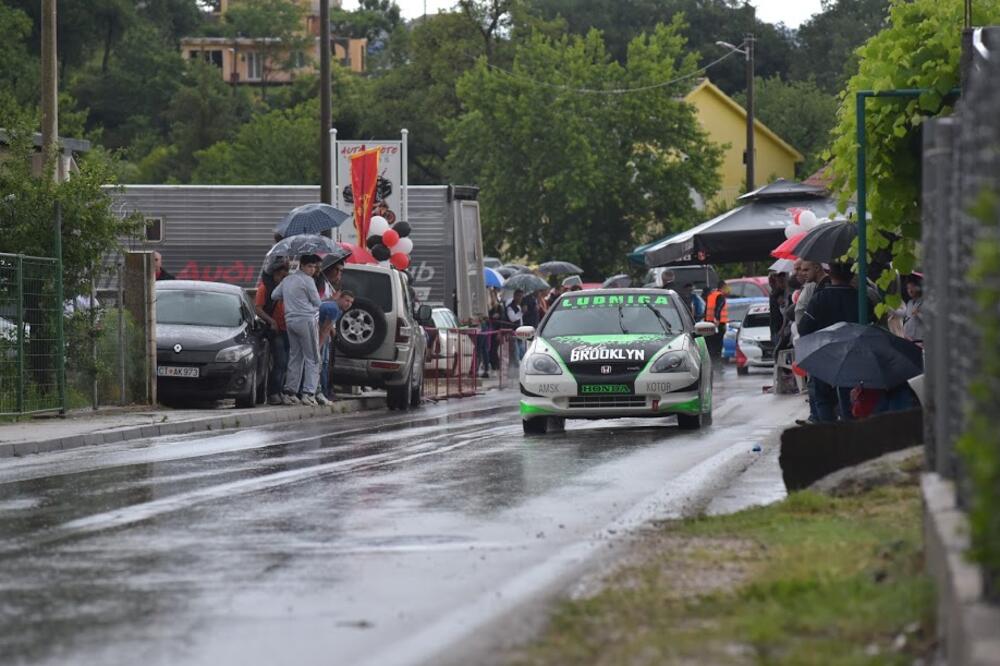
[336,296,388,356]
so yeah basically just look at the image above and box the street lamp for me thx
[716,35,756,192]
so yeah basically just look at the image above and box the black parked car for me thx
[155,280,269,408]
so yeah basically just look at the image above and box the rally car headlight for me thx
[216,345,254,363]
[651,351,689,373]
[524,353,562,375]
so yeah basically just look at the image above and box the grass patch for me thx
[510,485,933,666]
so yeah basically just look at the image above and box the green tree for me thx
[192,101,321,184]
[448,21,723,276]
[138,0,206,45]
[71,21,186,150]
[792,0,891,95]
[224,0,308,99]
[359,12,489,183]
[526,0,796,96]
[331,0,403,44]
[733,76,838,177]
[0,119,140,298]
[828,0,1000,300]
[136,61,253,183]
[0,4,38,111]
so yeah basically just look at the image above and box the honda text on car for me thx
[517,289,716,435]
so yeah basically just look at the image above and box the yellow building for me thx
[685,79,803,205]
[180,0,367,84]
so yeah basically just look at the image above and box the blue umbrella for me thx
[275,203,351,237]
[484,267,505,288]
[794,322,923,389]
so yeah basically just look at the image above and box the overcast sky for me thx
[342,0,826,29]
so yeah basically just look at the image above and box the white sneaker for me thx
[280,393,300,406]
[300,394,318,407]
[314,393,332,406]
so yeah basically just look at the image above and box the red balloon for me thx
[382,229,400,248]
[390,252,410,270]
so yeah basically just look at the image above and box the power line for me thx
[476,48,741,95]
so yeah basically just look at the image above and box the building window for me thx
[246,52,262,81]
[208,50,223,68]
[293,50,307,69]
[144,217,163,243]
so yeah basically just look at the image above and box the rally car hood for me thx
[540,333,686,388]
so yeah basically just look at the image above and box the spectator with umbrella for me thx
[272,254,325,407]
[798,261,876,421]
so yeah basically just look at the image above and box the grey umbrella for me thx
[274,203,351,237]
[261,235,349,274]
[794,322,923,389]
[502,273,550,293]
[602,274,632,288]
[537,260,583,275]
[496,266,519,278]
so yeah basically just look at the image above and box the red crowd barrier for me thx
[424,327,514,399]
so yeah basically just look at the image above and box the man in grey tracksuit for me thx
[272,254,323,406]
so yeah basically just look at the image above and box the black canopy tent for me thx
[636,179,837,267]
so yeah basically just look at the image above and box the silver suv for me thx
[333,264,429,410]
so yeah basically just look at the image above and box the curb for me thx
[0,397,386,459]
[922,473,1000,666]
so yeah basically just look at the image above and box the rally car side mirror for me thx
[694,322,717,337]
[515,326,536,340]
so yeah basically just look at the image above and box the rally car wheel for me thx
[676,412,703,430]
[522,417,547,435]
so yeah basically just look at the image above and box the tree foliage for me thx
[0,119,140,297]
[734,76,838,176]
[224,0,308,96]
[828,0,1000,300]
[448,20,723,276]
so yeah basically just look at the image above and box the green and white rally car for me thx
[517,289,717,435]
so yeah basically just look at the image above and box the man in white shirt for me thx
[506,289,525,360]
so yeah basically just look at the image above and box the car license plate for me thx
[157,365,199,378]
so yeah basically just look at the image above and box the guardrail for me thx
[425,327,514,399]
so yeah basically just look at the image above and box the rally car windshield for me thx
[541,293,685,337]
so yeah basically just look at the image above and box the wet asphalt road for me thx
[0,370,801,666]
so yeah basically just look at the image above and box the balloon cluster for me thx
[784,209,824,239]
[366,216,413,270]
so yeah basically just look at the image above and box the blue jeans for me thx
[320,340,331,397]
[808,377,838,423]
[269,331,289,396]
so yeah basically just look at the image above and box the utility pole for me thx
[41,0,60,180]
[320,0,332,206]
[42,0,67,414]
[744,32,755,193]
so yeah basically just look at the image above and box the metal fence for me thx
[425,328,514,399]
[0,253,64,416]
[922,26,1000,600]
[64,255,156,409]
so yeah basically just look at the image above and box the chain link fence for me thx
[922,26,1000,601]
[0,253,63,416]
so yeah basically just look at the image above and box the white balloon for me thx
[798,210,818,230]
[369,216,390,236]
[785,224,800,239]
[394,236,413,255]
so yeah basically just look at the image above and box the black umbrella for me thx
[262,235,350,274]
[602,274,632,288]
[501,263,532,274]
[792,220,857,263]
[537,260,583,275]
[274,203,351,237]
[641,197,842,266]
[794,322,923,389]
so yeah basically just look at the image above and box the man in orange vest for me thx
[703,281,729,360]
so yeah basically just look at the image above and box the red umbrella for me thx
[771,232,807,260]
[339,242,378,265]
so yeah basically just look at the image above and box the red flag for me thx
[350,147,380,243]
